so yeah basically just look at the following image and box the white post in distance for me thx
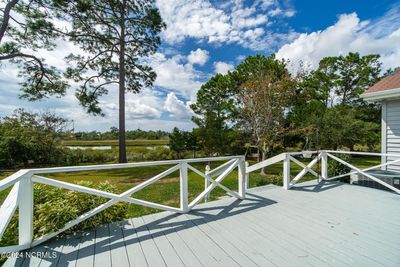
[204,164,210,203]
[238,157,246,199]
[321,151,328,180]
[283,153,291,190]
[245,161,249,190]
[180,162,189,213]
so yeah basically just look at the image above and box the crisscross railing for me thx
[0,156,246,253]
[246,150,400,194]
[2,150,399,253]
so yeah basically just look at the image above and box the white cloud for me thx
[150,53,204,100]
[214,61,234,74]
[277,7,400,72]
[164,92,194,119]
[187,48,209,66]
[156,0,296,51]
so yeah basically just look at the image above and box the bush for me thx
[328,154,352,182]
[0,181,127,248]
[0,109,67,168]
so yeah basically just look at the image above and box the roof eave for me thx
[361,87,400,102]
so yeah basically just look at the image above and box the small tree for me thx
[169,127,186,159]
[191,74,238,155]
[237,55,295,175]
[64,0,165,163]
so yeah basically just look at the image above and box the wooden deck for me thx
[5,180,400,267]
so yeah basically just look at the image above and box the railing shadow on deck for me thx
[290,180,345,193]
[24,193,276,265]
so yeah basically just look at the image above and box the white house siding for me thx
[383,99,400,171]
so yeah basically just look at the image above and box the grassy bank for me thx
[62,139,169,146]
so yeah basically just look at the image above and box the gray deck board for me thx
[5,180,400,267]
[109,222,130,267]
[75,230,95,267]
[56,232,81,267]
[120,218,148,267]
[141,214,185,267]
[148,212,203,267]
[94,224,111,267]
[130,217,166,267]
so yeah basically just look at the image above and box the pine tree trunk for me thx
[118,2,127,163]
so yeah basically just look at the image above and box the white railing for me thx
[1,150,399,253]
[0,156,246,253]
[246,150,400,194]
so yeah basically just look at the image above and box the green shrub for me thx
[33,181,127,236]
[0,181,127,248]
[328,154,352,182]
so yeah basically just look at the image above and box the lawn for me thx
[0,155,381,218]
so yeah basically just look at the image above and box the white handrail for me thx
[0,156,246,253]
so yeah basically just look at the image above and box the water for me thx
[65,146,112,150]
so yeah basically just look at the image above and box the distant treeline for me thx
[69,127,170,140]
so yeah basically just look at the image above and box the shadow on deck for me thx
[5,180,400,267]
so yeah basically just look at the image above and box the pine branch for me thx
[0,0,19,42]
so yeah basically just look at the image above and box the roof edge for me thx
[361,87,400,102]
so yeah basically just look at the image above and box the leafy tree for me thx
[0,0,69,99]
[288,52,382,150]
[169,128,199,158]
[169,127,186,158]
[0,109,67,167]
[309,52,381,105]
[236,55,296,174]
[64,0,165,163]
[191,73,238,155]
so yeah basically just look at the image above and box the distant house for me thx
[361,70,400,171]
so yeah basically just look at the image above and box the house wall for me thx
[383,99,400,171]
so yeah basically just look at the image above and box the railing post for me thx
[180,162,189,213]
[245,161,249,190]
[204,164,210,203]
[283,153,291,190]
[18,172,33,248]
[238,157,246,199]
[321,151,328,180]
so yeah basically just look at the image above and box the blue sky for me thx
[1,0,400,132]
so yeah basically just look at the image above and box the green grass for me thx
[62,139,169,147]
[0,155,381,219]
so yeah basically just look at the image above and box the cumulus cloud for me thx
[164,92,194,119]
[277,6,400,72]
[156,0,296,51]
[214,61,234,74]
[187,48,209,66]
[150,53,204,100]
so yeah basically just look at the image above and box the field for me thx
[0,155,381,218]
[62,139,169,146]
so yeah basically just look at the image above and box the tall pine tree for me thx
[65,0,165,162]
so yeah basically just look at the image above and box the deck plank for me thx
[170,213,240,267]
[56,232,81,267]
[130,217,166,267]
[108,222,130,267]
[94,224,112,267]
[4,181,400,267]
[120,219,148,267]
[183,213,260,267]
[75,230,95,267]
[38,238,65,267]
[141,214,185,267]
[148,212,203,267]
